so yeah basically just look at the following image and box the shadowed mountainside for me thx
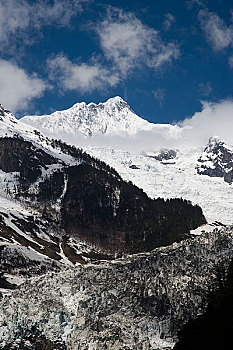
[0,136,206,257]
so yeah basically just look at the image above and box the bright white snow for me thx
[21,96,180,141]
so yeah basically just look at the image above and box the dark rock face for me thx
[0,104,12,119]
[150,149,177,161]
[0,136,206,258]
[129,164,140,169]
[197,137,233,184]
[0,243,61,277]
[0,214,65,290]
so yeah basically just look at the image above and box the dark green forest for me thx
[0,136,206,255]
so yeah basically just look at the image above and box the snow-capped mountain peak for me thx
[60,96,131,114]
[21,96,157,138]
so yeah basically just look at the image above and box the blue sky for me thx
[1,0,233,124]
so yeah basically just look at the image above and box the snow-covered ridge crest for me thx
[21,96,177,138]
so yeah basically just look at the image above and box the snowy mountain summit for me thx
[22,96,155,138]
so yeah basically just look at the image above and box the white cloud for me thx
[47,54,119,92]
[198,9,233,51]
[0,4,180,102]
[181,100,233,146]
[199,82,212,96]
[47,8,180,93]
[186,0,205,9]
[0,0,88,47]
[0,59,47,113]
[163,13,176,31]
[96,7,180,76]
[32,0,87,27]
[115,100,233,151]
[153,88,166,105]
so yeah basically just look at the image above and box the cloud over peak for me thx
[47,54,119,92]
[198,8,233,51]
[181,99,233,146]
[97,7,180,76]
[47,7,180,94]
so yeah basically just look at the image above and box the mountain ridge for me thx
[21,96,179,138]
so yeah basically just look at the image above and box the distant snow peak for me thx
[21,96,154,138]
[206,136,224,151]
[73,96,127,110]
[205,135,233,153]
[103,95,127,105]
[197,136,233,183]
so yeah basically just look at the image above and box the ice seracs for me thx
[1,227,233,349]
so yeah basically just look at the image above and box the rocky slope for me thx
[197,136,233,184]
[1,227,233,349]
